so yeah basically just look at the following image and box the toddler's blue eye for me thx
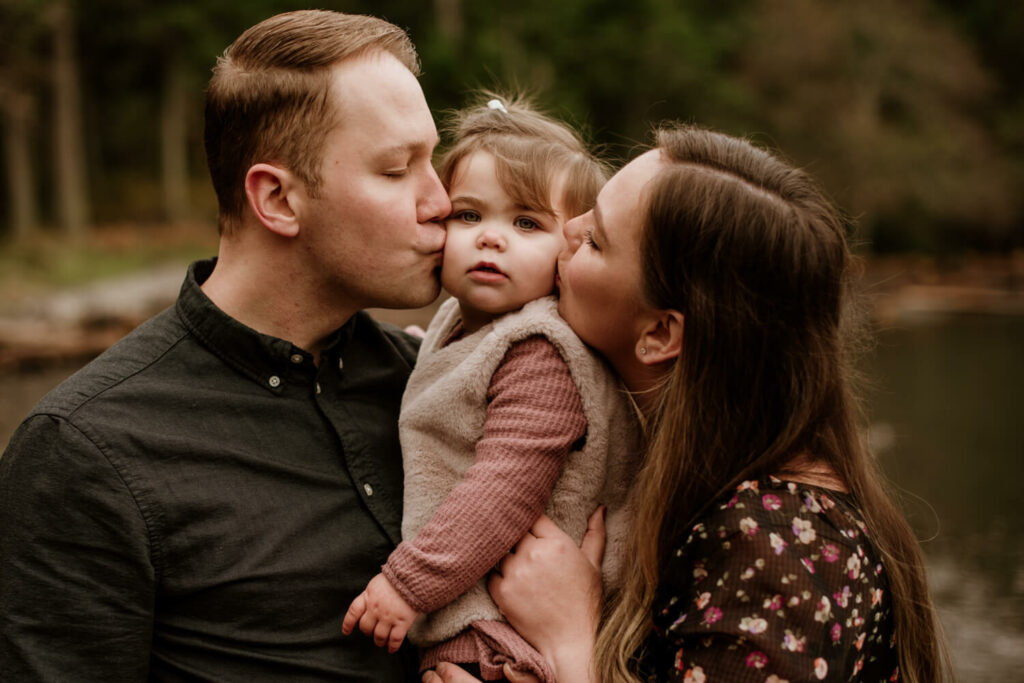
[455,210,481,223]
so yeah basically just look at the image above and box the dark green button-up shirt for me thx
[0,259,421,681]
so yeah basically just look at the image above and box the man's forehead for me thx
[325,55,438,152]
[329,52,422,110]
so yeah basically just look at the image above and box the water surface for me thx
[2,315,1021,679]
[864,315,1024,680]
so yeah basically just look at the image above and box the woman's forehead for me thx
[597,150,665,237]
[604,150,664,200]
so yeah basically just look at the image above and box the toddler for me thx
[343,95,641,681]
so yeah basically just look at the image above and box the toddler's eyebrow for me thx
[448,195,483,207]
[513,203,557,218]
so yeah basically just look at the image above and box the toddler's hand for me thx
[342,573,421,653]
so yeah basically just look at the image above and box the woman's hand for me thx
[487,508,606,683]
[423,662,540,683]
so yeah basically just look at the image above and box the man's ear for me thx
[636,309,684,365]
[244,163,301,238]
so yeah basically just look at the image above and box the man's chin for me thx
[377,281,442,311]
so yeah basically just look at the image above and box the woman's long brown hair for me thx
[594,124,950,682]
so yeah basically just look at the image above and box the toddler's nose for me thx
[477,227,506,251]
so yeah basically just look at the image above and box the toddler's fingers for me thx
[388,622,407,653]
[341,594,366,635]
[358,609,379,638]
[373,620,392,649]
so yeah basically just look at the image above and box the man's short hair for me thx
[204,10,419,233]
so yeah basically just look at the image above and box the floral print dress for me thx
[645,477,898,682]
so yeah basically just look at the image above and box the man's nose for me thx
[418,166,451,224]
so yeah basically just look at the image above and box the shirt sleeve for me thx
[0,415,156,681]
[650,509,879,682]
[383,335,587,613]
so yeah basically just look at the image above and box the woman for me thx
[426,124,949,682]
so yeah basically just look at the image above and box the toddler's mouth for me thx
[469,262,507,282]
[472,262,503,275]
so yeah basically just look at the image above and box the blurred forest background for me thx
[1,0,1021,255]
[2,3,1024,678]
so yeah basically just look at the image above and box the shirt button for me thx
[315,382,321,395]
[268,375,281,388]
[290,353,303,364]
[363,483,374,497]
[338,357,344,371]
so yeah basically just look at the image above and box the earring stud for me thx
[640,347,647,355]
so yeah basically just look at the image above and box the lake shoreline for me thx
[1,251,1022,372]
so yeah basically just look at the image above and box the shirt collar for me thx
[176,259,355,393]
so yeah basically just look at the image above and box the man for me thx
[0,11,449,681]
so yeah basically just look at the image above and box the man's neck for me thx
[201,240,356,363]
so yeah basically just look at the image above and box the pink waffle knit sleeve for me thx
[382,335,586,613]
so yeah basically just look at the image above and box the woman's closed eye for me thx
[583,229,599,250]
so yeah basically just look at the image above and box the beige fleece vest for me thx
[400,295,642,646]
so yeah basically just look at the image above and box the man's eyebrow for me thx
[373,137,439,159]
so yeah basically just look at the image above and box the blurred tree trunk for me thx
[435,0,463,41]
[161,53,190,224]
[51,0,90,238]
[2,87,38,239]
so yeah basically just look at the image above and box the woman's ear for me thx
[636,309,684,365]
[244,163,301,238]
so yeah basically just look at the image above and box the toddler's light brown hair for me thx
[439,94,609,222]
